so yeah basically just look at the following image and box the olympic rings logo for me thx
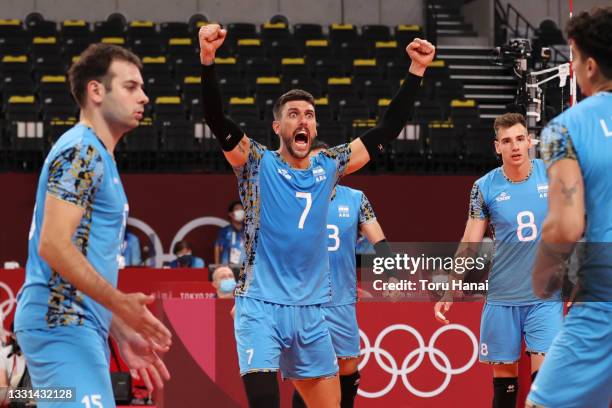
[0,281,17,333]
[358,323,478,398]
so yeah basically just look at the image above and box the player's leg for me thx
[243,372,280,408]
[323,304,361,408]
[293,376,340,408]
[526,304,612,408]
[17,326,115,408]
[293,360,358,408]
[234,297,283,407]
[523,301,563,382]
[337,359,360,408]
[283,304,339,408]
[480,304,522,408]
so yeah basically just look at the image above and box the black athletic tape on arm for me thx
[201,64,244,151]
[374,239,397,279]
[359,72,422,157]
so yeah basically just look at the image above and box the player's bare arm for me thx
[532,159,585,298]
[359,220,385,244]
[199,23,250,168]
[344,38,436,175]
[434,217,489,324]
[39,194,172,347]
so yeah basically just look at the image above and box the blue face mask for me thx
[219,278,237,294]
[177,254,192,267]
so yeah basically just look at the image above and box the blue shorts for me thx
[16,325,115,408]
[526,303,612,408]
[322,304,360,359]
[479,301,563,363]
[234,296,338,380]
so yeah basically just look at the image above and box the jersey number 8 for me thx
[516,210,537,241]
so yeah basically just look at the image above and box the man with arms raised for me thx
[199,23,434,408]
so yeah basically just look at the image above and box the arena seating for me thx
[0,16,503,173]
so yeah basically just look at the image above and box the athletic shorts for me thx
[16,325,114,408]
[479,301,563,363]
[322,303,360,359]
[526,303,612,408]
[234,296,338,380]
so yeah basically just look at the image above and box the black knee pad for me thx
[492,377,518,408]
[340,371,361,408]
[292,389,307,408]
[242,372,280,408]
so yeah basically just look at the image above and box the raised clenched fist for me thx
[199,23,227,65]
[406,38,436,76]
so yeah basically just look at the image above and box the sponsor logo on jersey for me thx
[338,205,350,218]
[537,183,549,198]
[277,168,292,180]
[313,166,327,182]
[495,192,511,202]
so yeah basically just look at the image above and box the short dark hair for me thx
[272,89,315,120]
[68,43,143,107]
[494,113,526,137]
[566,7,612,79]
[173,239,192,255]
[227,200,242,213]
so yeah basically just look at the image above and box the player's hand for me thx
[113,293,172,349]
[434,291,453,324]
[199,23,227,65]
[117,331,171,392]
[407,38,436,77]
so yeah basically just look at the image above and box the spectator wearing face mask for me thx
[214,200,246,265]
[169,240,205,268]
[211,266,236,299]
[0,323,31,407]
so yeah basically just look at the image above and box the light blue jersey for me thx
[325,186,376,306]
[15,124,128,335]
[527,91,612,408]
[469,159,555,304]
[540,91,612,307]
[234,139,351,305]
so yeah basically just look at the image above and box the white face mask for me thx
[432,274,448,284]
[233,209,245,222]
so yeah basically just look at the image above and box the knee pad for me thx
[492,377,518,408]
[340,371,361,408]
[242,371,280,408]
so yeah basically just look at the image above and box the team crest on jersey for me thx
[277,168,292,180]
[313,166,327,183]
[537,183,549,198]
[338,205,350,218]
[496,192,511,202]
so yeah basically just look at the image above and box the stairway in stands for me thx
[437,45,516,122]
[428,0,517,123]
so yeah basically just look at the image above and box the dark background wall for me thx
[0,173,479,265]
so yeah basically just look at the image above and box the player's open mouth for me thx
[294,129,309,148]
[511,153,521,159]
